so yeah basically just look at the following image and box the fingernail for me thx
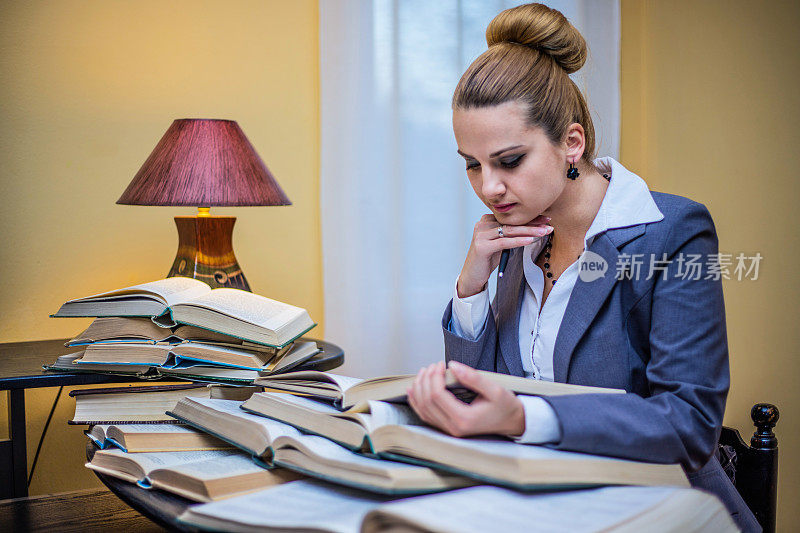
[544,225,554,233]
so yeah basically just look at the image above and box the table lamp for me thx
[117,119,290,292]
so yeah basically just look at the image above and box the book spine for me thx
[70,419,184,425]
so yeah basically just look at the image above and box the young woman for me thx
[405,4,759,531]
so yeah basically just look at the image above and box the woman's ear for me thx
[563,122,586,162]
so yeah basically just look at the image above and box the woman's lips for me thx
[494,203,516,213]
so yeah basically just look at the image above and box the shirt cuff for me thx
[511,395,562,444]
[450,279,490,341]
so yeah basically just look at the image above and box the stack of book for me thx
[75,383,303,502]
[47,277,320,385]
[80,370,736,531]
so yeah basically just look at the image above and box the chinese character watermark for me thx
[577,252,762,282]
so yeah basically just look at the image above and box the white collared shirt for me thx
[450,156,664,443]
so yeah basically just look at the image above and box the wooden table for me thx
[0,487,166,532]
[0,338,344,500]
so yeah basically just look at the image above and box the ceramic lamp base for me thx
[167,216,251,291]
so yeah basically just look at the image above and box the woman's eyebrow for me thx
[457,145,523,159]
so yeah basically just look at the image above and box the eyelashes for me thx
[500,154,524,168]
[465,154,526,171]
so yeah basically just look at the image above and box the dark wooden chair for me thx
[718,403,779,533]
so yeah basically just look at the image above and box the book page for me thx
[72,278,210,307]
[164,366,258,381]
[178,289,307,329]
[174,324,245,344]
[70,317,170,344]
[344,401,423,432]
[179,479,392,532]
[163,453,267,480]
[276,434,425,473]
[138,278,211,307]
[86,425,109,446]
[390,425,619,463]
[94,448,238,475]
[267,341,320,371]
[190,398,303,440]
[326,373,365,391]
[365,485,679,532]
[259,392,343,415]
[258,371,364,392]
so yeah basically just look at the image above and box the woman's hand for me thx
[406,360,525,438]
[457,214,553,298]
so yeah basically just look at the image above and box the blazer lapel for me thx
[496,248,525,377]
[552,224,646,382]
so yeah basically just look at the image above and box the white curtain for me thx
[320,0,621,378]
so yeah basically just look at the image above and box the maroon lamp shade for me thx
[117,119,291,207]
[117,119,291,292]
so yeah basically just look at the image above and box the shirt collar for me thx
[521,156,664,283]
[585,156,664,244]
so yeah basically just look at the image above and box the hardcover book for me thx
[53,277,315,348]
[168,397,471,494]
[86,448,301,502]
[255,369,624,409]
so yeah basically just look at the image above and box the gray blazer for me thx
[442,192,760,532]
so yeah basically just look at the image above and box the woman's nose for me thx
[482,168,506,199]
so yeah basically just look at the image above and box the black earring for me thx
[567,160,580,180]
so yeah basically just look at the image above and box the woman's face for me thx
[453,100,566,226]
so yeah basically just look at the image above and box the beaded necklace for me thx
[541,172,611,286]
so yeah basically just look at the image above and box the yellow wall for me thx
[0,0,321,494]
[621,1,799,529]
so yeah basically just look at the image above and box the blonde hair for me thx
[452,3,596,163]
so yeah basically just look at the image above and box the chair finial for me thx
[751,403,779,449]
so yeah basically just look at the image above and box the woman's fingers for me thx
[422,364,460,431]
[485,224,553,240]
[484,235,544,253]
[448,360,504,400]
[408,367,433,420]
[411,364,442,425]
[409,363,464,434]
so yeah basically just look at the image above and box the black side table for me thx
[0,338,344,500]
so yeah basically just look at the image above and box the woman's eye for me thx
[465,160,480,171]
[500,154,525,168]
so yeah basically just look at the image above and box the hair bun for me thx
[486,3,587,74]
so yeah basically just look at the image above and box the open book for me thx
[241,392,422,452]
[240,391,687,490]
[255,369,624,409]
[369,424,689,490]
[66,317,291,355]
[52,277,316,348]
[177,479,737,533]
[73,340,320,373]
[86,448,301,502]
[70,384,259,425]
[86,423,233,453]
[48,352,266,385]
[168,397,471,494]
